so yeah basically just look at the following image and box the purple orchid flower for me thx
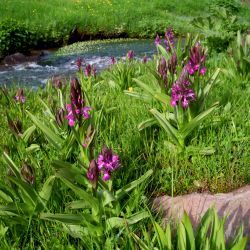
[15,89,26,103]
[164,27,175,52]
[170,83,196,109]
[97,145,120,181]
[155,34,161,46]
[188,42,207,76]
[127,50,135,60]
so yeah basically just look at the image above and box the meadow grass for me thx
[0,27,249,248]
[0,0,249,39]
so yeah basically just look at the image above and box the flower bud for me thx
[87,160,99,190]
[21,163,35,185]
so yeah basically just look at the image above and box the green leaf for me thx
[3,152,21,179]
[138,118,157,131]
[26,110,63,149]
[157,44,171,61]
[52,160,88,187]
[131,233,149,250]
[40,213,84,224]
[66,200,91,210]
[106,211,149,231]
[180,103,218,139]
[115,169,153,200]
[196,208,213,249]
[153,221,170,250]
[124,90,152,102]
[150,109,180,147]
[133,78,158,96]
[7,176,37,209]
[58,177,99,212]
[25,144,40,153]
[182,212,195,250]
[0,190,13,203]
[39,175,55,202]
[177,222,186,250]
[21,125,36,143]
[230,237,247,250]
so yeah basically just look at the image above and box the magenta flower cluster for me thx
[66,103,90,126]
[87,145,120,183]
[110,56,116,65]
[15,89,26,103]
[76,58,83,71]
[157,53,177,87]
[170,83,196,109]
[84,64,97,77]
[164,28,175,52]
[65,78,91,126]
[127,50,135,60]
[187,42,206,76]
[154,27,175,51]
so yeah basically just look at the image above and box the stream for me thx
[0,40,156,87]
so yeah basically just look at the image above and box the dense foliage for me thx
[0,0,249,57]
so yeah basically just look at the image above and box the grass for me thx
[0,19,249,248]
[0,0,249,39]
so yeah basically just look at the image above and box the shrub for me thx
[0,19,33,58]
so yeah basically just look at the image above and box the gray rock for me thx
[153,186,250,244]
[3,52,27,65]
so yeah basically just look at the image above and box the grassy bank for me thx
[0,28,249,248]
[0,0,250,57]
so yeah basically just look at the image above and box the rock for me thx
[153,186,250,244]
[3,52,27,65]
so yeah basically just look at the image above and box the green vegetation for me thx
[0,0,250,246]
[0,27,249,248]
[0,0,249,57]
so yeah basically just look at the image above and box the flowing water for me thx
[0,40,156,87]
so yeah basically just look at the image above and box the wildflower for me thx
[65,77,91,126]
[155,34,161,46]
[55,108,65,127]
[170,83,196,109]
[200,67,206,76]
[82,125,94,148]
[84,64,96,77]
[168,53,177,74]
[158,57,168,87]
[97,145,120,181]
[8,118,22,135]
[76,58,83,71]
[127,50,135,60]
[87,160,99,189]
[21,163,35,185]
[164,27,175,52]
[52,76,66,89]
[92,65,97,77]
[84,64,92,77]
[110,56,116,65]
[128,87,133,92]
[142,55,148,63]
[15,89,25,103]
[188,42,206,75]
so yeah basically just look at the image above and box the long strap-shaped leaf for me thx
[115,169,153,200]
[27,110,63,149]
[58,176,99,212]
[150,109,181,147]
[179,102,219,139]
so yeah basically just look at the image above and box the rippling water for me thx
[0,40,156,87]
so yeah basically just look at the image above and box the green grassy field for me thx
[0,33,249,247]
[0,0,249,38]
[0,1,249,248]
